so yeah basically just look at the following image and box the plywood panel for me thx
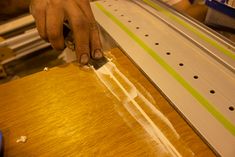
[0,48,215,156]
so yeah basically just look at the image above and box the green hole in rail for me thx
[95,2,235,136]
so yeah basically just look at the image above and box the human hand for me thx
[30,0,103,65]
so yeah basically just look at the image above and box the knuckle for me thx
[30,0,46,15]
[75,17,89,29]
[89,22,99,31]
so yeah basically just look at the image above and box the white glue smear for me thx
[94,62,183,157]
[124,101,176,156]
[113,63,179,138]
[98,62,179,137]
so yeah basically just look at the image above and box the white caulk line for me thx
[113,62,179,138]
[95,69,121,101]
[101,64,182,157]
[97,75,120,101]
[137,92,180,138]
[123,102,169,155]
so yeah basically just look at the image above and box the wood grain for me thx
[0,48,215,156]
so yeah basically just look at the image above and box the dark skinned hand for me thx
[30,0,103,65]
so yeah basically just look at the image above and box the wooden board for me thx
[0,48,215,156]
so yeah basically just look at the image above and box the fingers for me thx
[30,0,47,40]
[65,1,90,65]
[76,0,103,59]
[31,0,103,64]
[90,23,103,59]
[46,4,65,50]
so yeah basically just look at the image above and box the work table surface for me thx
[0,48,215,156]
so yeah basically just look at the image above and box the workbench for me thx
[0,0,234,156]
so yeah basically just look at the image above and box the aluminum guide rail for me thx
[91,0,235,156]
[135,0,235,72]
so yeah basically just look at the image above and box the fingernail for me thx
[94,49,103,59]
[80,54,89,64]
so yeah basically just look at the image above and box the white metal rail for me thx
[91,0,235,156]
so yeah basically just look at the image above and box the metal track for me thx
[135,0,235,72]
[91,0,235,156]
